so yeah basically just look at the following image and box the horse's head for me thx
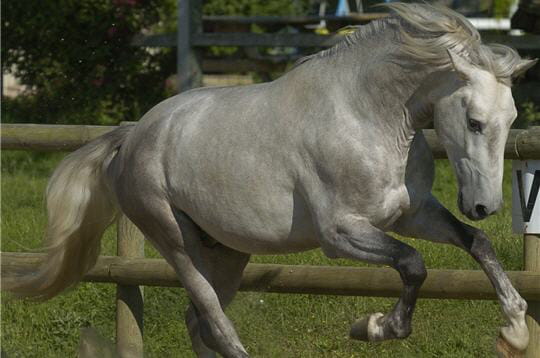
[433,50,536,220]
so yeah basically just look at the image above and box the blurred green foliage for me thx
[518,101,540,127]
[203,0,308,16]
[1,1,179,125]
[492,0,514,17]
[1,0,308,125]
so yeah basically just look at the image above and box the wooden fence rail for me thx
[201,13,387,26]
[133,0,540,80]
[2,123,540,357]
[3,252,540,301]
[2,124,540,160]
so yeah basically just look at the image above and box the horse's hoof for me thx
[496,334,525,358]
[500,317,529,352]
[350,316,370,341]
[349,312,384,341]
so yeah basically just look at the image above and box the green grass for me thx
[1,151,523,357]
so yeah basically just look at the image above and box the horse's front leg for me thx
[316,214,427,341]
[392,195,529,353]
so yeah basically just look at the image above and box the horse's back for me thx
[113,83,319,254]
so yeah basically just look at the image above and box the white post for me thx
[512,160,540,358]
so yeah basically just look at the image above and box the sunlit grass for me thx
[1,151,523,357]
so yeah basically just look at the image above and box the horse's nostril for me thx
[475,204,488,218]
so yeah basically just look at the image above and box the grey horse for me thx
[4,3,537,357]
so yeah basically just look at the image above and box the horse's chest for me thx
[316,126,412,223]
[334,160,411,229]
[370,184,411,229]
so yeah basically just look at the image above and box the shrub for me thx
[2,0,176,124]
[1,0,311,125]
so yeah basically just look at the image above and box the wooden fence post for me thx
[524,234,540,358]
[112,121,145,357]
[116,215,145,357]
[512,159,540,357]
[177,0,202,92]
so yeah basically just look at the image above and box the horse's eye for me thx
[467,118,482,134]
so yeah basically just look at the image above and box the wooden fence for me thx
[2,123,540,159]
[3,252,540,301]
[1,123,540,357]
[128,0,540,91]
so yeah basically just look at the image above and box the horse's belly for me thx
[175,188,319,255]
[203,223,319,255]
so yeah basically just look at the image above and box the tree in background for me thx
[1,0,308,125]
[203,0,308,16]
[2,0,176,124]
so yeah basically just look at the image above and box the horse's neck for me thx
[405,71,460,129]
[405,83,435,130]
[286,33,438,154]
[331,40,432,150]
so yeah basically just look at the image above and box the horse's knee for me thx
[468,230,496,259]
[394,248,426,286]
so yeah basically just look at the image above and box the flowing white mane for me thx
[389,3,522,84]
[296,3,524,85]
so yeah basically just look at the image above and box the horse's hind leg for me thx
[122,199,249,358]
[179,216,250,358]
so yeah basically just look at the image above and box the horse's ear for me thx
[446,49,474,81]
[512,58,538,79]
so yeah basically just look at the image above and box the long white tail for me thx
[3,125,133,300]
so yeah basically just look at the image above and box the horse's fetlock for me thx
[516,297,527,313]
[386,318,412,339]
[505,297,527,318]
[394,326,412,339]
